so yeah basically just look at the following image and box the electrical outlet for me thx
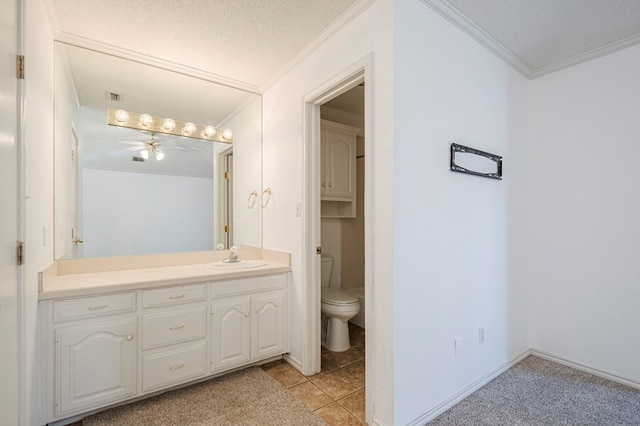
[454,337,462,356]
[479,327,485,344]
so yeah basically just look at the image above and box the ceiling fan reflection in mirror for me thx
[116,133,189,161]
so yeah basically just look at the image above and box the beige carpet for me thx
[83,367,326,426]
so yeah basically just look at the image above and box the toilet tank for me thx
[321,256,334,288]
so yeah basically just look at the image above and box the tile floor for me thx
[262,323,366,426]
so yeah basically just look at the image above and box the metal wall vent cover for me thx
[105,91,123,102]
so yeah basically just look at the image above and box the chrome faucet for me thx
[224,246,240,263]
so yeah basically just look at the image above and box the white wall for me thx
[24,0,56,423]
[529,44,640,384]
[392,1,530,423]
[221,96,262,248]
[262,0,395,423]
[53,44,80,259]
[83,169,213,257]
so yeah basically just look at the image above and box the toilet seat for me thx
[321,288,358,305]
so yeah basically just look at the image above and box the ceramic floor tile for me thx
[320,356,340,374]
[264,362,308,388]
[315,402,363,426]
[321,347,364,368]
[343,359,365,381]
[310,369,364,400]
[259,358,287,371]
[338,388,366,422]
[288,381,333,411]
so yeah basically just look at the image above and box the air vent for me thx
[132,156,145,162]
[105,91,123,102]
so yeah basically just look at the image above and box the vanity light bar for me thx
[107,108,233,144]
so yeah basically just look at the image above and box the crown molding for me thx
[261,0,376,91]
[420,0,533,79]
[531,32,640,78]
[54,32,262,95]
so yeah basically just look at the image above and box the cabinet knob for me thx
[322,182,326,187]
[328,182,333,188]
[244,312,250,318]
[126,334,133,341]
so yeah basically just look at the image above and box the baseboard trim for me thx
[530,349,640,390]
[407,350,531,426]
[282,353,304,373]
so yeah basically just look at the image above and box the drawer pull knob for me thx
[169,325,185,331]
[169,363,185,371]
[126,334,133,341]
[169,294,185,300]
[244,312,250,318]
[88,304,108,311]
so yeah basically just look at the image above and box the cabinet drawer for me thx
[53,293,136,323]
[142,284,206,308]
[142,343,206,392]
[211,274,285,298]
[142,306,206,350]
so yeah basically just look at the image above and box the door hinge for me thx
[16,55,25,80]
[224,171,230,180]
[224,225,230,233]
[16,241,25,265]
[317,246,322,255]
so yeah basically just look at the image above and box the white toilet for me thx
[321,256,360,352]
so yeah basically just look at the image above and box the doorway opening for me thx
[303,62,372,423]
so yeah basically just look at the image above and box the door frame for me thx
[301,54,373,422]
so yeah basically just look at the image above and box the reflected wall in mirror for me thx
[54,42,262,259]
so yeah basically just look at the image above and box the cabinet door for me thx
[56,317,137,416]
[326,131,355,198]
[211,297,250,371]
[251,291,285,360]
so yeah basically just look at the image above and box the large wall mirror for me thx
[54,42,262,259]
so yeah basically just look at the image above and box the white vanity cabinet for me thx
[210,275,287,373]
[46,293,138,418]
[140,284,208,393]
[321,119,359,217]
[40,270,289,425]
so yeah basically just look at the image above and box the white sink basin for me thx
[206,260,267,269]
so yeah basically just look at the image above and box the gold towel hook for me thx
[247,190,258,209]
[261,187,272,208]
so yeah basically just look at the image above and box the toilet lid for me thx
[321,288,358,305]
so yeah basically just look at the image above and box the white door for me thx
[0,0,20,424]
[211,297,250,371]
[251,291,285,360]
[56,318,138,416]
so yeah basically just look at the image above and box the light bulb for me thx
[202,125,217,138]
[114,109,129,123]
[182,122,196,135]
[140,150,149,160]
[156,151,165,161]
[162,118,176,132]
[222,129,233,140]
[139,113,154,128]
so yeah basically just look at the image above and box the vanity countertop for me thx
[39,249,291,300]
[39,261,291,300]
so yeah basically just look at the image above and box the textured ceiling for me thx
[52,0,640,88]
[434,0,640,76]
[53,0,360,88]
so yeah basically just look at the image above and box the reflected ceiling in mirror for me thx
[54,42,263,260]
